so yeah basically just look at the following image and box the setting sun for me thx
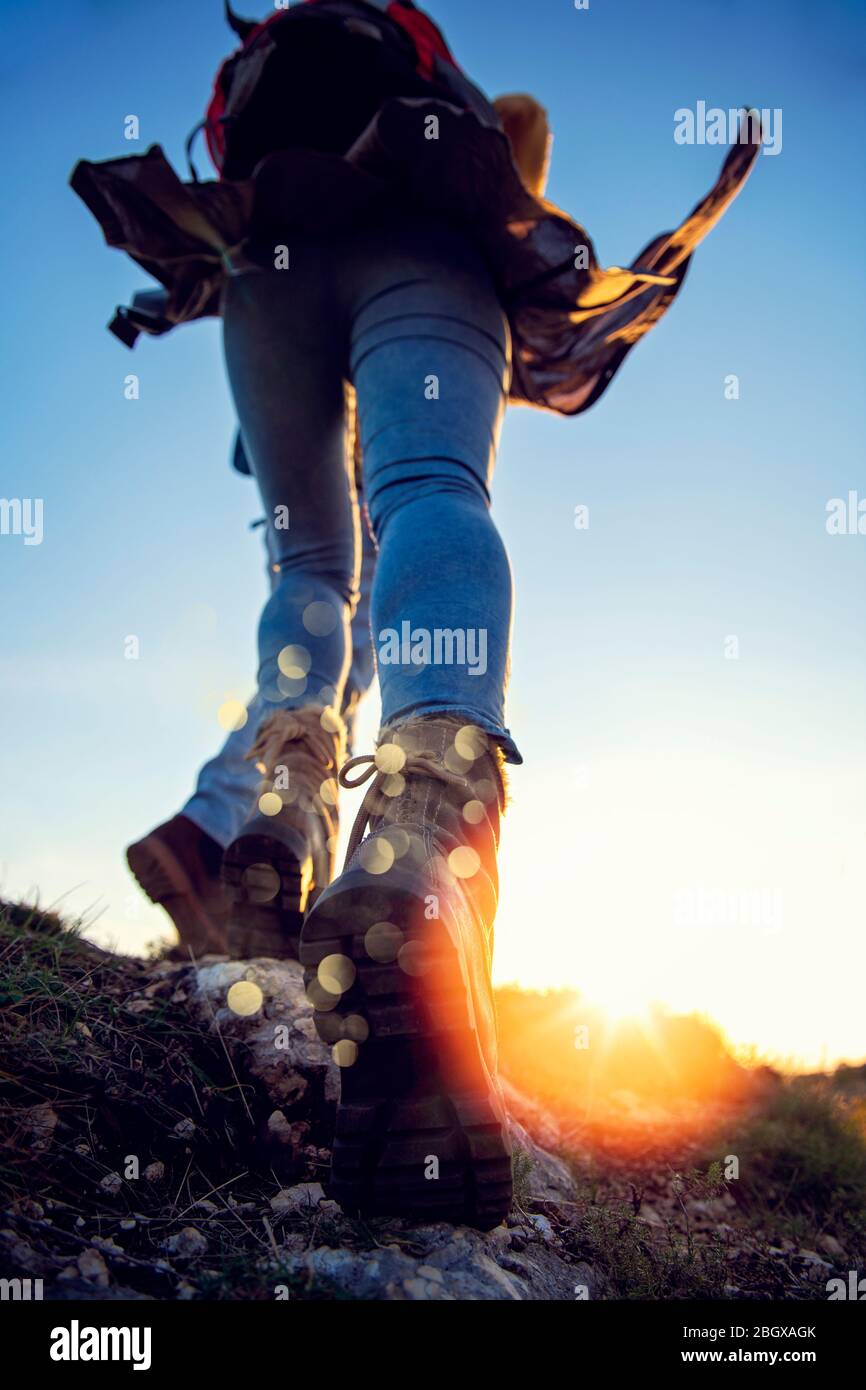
[489,747,865,1071]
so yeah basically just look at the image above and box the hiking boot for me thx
[126,814,228,956]
[222,705,346,960]
[299,715,513,1229]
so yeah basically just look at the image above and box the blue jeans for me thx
[182,509,377,849]
[221,213,520,769]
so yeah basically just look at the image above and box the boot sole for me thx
[126,836,227,954]
[299,866,512,1229]
[221,832,308,959]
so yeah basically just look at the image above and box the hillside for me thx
[1,902,864,1301]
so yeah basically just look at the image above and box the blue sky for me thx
[1,0,864,1066]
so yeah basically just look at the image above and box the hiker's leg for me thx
[298,218,516,1228]
[134,476,376,957]
[347,218,519,762]
[218,252,361,956]
[222,261,359,717]
[182,503,375,848]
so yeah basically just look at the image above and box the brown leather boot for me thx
[221,705,346,960]
[299,715,513,1229]
[126,815,229,956]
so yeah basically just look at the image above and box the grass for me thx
[698,1078,866,1248]
[560,1165,731,1300]
[510,1147,535,1213]
[0,902,245,1208]
[0,901,306,1298]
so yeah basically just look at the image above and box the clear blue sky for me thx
[1,0,864,1065]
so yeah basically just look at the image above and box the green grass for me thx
[699,1078,866,1247]
[558,1164,730,1300]
[510,1147,535,1213]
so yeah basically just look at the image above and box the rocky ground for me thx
[2,904,864,1300]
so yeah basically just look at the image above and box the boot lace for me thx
[246,708,343,784]
[339,751,474,864]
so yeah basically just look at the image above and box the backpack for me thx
[192,0,494,181]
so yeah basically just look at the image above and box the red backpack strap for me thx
[385,1,457,78]
[204,63,229,170]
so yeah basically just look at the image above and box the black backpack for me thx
[193,0,494,181]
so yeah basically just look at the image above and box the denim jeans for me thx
[182,508,377,849]
[221,213,520,770]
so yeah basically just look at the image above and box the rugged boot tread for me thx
[221,832,308,959]
[300,869,512,1229]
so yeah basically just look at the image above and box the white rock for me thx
[271,1182,326,1215]
[161,1226,208,1259]
[77,1249,110,1287]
